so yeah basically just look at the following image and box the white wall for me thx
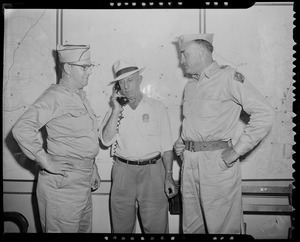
[206,5,295,179]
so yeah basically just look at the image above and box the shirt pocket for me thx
[68,108,88,118]
[193,98,223,118]
[67,108,91,131]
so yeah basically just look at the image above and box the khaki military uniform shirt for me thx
[182,61,275,156]
[12,79,100,162]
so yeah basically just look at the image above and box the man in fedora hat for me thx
[12,44,101,233]
[100,58,178,233]
[173,34,275,234]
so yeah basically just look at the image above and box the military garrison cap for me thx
[57,44,92,65]
[178,33,214,51]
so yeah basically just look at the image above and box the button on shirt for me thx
[182,61,275,156]
[100,94,173,160]
[12,79,100,161]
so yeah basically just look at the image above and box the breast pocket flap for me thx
[68,109,88,117]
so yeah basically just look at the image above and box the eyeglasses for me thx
[68,63,94,71]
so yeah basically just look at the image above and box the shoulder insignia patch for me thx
[234,71,244,83]
[219,65,229,69]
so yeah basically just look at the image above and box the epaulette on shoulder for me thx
[233,71,245,83]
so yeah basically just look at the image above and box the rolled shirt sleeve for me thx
[98,108,118,147]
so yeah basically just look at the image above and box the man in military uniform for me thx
[173,34,275,234]
[12,44,101,232]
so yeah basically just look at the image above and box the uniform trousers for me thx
[181,149,243,234]
[110,158,169,233]
[37,156,94,233]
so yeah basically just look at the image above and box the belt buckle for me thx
[190,141,195,152]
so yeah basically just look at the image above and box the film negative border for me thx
[2,1,256,9]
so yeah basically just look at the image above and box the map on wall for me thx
[3,9,57,179]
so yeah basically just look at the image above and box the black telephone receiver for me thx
[114,82,129,106]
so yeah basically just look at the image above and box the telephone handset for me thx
[113,82,127,156]
[114,82,129,106]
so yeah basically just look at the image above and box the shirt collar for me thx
[203,61,219,79]
[59,79,86,98]
[189,61,219,82]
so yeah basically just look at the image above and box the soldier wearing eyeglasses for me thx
[12,44,101,233]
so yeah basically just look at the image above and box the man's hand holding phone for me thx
[114,82,129,106]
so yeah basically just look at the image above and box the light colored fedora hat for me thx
[112,58,145,82]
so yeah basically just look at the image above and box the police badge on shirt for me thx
[142,113,149,122]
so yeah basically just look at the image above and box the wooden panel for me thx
[242,185,293,196]
[243,204,293,215]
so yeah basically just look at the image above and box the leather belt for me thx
[116,154,161,165]
[185,140,229,152]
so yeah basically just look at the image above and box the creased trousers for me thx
[181,149,243,234]
[110,159,169,233]
[36,157,94,233]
